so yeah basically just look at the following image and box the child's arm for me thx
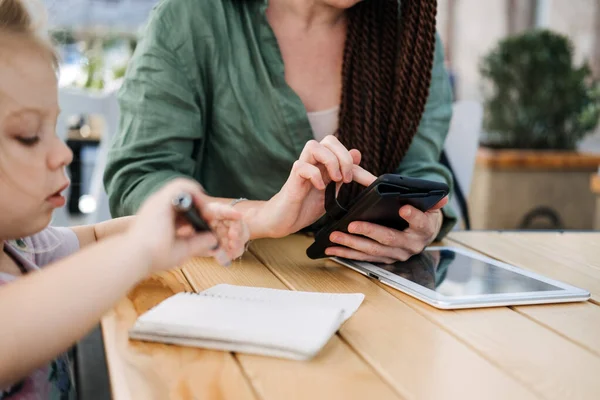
[0,179,246,389]
[70,216,135,248]
[0,233,147,388]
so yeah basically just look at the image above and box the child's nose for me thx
[48,138,73,170]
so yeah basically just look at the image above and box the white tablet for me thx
[332,246,590,309]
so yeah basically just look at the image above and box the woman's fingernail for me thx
[403,208,412,218]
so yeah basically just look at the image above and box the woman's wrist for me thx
[228,198,258,248]
[242,201,277,240]
[201,195,281,240]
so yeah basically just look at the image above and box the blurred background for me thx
[44,0,600,233]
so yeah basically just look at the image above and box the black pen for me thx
[172,192,231,267]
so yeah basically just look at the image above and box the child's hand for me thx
[128,179,249,274]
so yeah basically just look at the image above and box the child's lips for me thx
[47,193,66,208]
[46,182,69,208]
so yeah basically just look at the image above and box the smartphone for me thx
[306,174,449,259]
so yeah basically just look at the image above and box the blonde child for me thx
[0,1,251,397]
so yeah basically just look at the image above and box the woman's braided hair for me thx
[336,0,438,205]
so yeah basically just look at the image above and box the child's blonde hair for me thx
[0,0,62,252]
[0,0,58,69]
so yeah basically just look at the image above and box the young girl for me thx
[0,1,378,397]
[0,0,252,397]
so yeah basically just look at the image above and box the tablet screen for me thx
[374,249,561,297]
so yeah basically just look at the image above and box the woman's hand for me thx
[325,197,448,264]
[253,135,374,238]
[128,178,249,273]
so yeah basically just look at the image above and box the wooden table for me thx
[101,232,600,400]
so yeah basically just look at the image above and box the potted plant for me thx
[468,30,600,230]
[480,29,600,150]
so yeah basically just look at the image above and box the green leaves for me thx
[479,29,600,150]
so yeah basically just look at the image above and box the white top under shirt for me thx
[307,105,339,141]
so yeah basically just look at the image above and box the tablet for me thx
[332,246,590,309]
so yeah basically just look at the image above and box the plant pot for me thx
[468,147,600,230]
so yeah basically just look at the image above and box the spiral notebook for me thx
[129,284,365,360]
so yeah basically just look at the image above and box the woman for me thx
[104,0,457,264]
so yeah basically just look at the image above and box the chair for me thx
[443,101,484,230]
[53,87,120,226]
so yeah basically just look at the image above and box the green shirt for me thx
[104,0,457,239]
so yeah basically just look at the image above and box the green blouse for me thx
[104,0,457,238]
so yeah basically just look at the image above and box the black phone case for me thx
[306,174,449,260]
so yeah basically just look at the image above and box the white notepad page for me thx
[200,284,365,323]
[129,286,365,360]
